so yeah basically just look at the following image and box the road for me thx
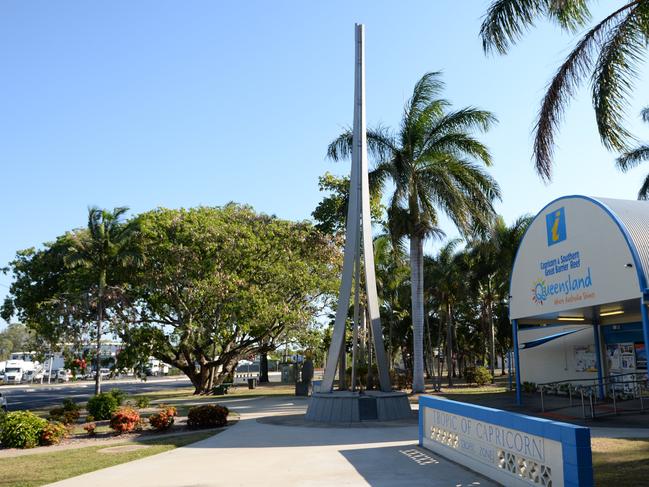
[0,377,193,411]
[1,371,281,411]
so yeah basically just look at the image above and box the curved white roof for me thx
[510,195,649,320]
[596,197,649,290]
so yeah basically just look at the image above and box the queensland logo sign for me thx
[531,250,595,306]
[546,207,566,246]
[531,269,593,306]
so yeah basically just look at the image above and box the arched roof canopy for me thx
[510,196,649,324]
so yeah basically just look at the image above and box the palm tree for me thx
[424,239,466,386]
[481,0,649,180]
[617,107,649,198]
[328,72,501,392]
[65,207,141,394]
[465,215,532,379]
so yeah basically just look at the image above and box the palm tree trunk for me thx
[95,270,106,396]
[446,301,453,387]
[410,235,425,393]
[487,279,496,382]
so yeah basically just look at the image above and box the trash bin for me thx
[247,378,257,389]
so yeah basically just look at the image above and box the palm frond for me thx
[327,126,397,165]
[592,3,648,152]
[642,106,649,123]
[481,0,591,54]
[423,133,494,167]
[406,72,445,117]
[481,0,549,54]
[617,145,649,171]
[533,2,637,179]
[638,172,649,200]
[326,130,353,161]
[548,0,591,31]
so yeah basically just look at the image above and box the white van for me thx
[56,369,71,382]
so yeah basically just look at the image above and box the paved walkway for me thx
[47,395,495,487]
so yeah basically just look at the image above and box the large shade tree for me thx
[3,204,339,395]
[328,72,500,392]
[481,0,649,180]
[113,205,339,394]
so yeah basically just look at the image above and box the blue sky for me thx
[1,1,647,328]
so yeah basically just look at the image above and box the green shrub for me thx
[109,407,141,433]
[40,421,68,446]
[465,366,494,386]
[135,396,151,409]
[522,381,537,393]
[109,388,127,406]
[0,411,47,449]
[49,408,80,425]
[49,399,81,425]
[149,406,177,431]
[86,393,119,420]
[62,398,80,412]
[187,404,229,429]
[389,370,412,390]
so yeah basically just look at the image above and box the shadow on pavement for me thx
[338,444,495,487]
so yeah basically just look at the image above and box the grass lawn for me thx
[592,437,649,485]
[131,381,296,402]
[0,431,216,487]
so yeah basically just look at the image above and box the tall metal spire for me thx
[321,24,391,393]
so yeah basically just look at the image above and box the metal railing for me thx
[537,372,649,419]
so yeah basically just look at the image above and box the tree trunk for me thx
[446,301,453,387]
[186,362,235,395]
[95,272,106,396]
[338,341,347,390]
[436,313,444,389]
[259,351,269,383]
[410,235,425,393]
[487,281,496,383]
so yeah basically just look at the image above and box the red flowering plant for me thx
[84,422,97,436]
[148,406,177,431]
[109,407,141,433]
[64,356,87,379]
[40,421,69,446]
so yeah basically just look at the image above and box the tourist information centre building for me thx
[510,195,649,404]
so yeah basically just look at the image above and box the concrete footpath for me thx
[47,395,495,487]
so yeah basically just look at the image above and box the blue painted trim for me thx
[513,319,522,406]
[507,350,512,391]
[641,298,649,382]
[520,327,587,349]
[519,322,584,330]
[509,195,648,320]
[418,401,424,447]
[593,324,605,400]
[419,395,593,487]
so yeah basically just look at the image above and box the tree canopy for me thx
[2,204,340,394]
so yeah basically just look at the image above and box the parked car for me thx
[56,369,71,382]
[0,392,7,412]
[89,368,111,380]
